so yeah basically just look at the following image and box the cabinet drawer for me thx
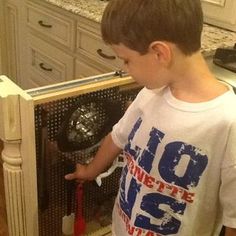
[77,27,122,70]
[28,35,74,87]
[23,73,47,89]
[75,57,109,79]
[27,2,75,49]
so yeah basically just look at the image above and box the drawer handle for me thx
[97,49,116,60]
[38,20,52,28]
[39,63,53,72]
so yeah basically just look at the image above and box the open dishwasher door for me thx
[0,72,141,236]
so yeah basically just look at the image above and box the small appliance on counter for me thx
[213,43,236,73]
[206,43,236,92]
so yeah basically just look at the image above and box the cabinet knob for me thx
[39,63,53,72]
[96,49,116,60]
[38,20,52,28]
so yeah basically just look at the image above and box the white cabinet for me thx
[75,57,106,78]
[26,1,75,50]
[26,1,76,88]
[201,0,236,32]
[23,0,122,89]
[1,0,28,85]
[76,17,122,71]
[24,35,74,89]
[1,0,121,89]
[4,2,20,82]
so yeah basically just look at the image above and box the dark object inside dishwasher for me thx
[57,98,123,153]
[213,43,236,73]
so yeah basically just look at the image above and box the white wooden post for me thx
[0,93,26,236]
[0,76,38,236]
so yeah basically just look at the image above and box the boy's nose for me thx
[121,65,129,73]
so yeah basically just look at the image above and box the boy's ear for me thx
[149,41,172,65]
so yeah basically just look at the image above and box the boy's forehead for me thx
[110,44,125,58]
[111,44,134,57]
[111,44,126,52]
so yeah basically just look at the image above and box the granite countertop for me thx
[44,0,236,56]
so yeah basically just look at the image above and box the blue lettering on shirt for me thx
[118,117,208,235]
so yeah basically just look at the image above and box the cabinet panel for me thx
[25,73,45,89]
[75,57,107,79]
[27,2,75,49]
[201,0,236,31]
[25,35,74,88]
[5,2,20,83]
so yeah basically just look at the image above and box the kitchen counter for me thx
[43,0,236,56]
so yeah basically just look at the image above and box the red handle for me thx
[74,184,86,236]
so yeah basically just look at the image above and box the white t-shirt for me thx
[111,86,236,236]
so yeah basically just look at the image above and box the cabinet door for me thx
[24,35,74,89]
[27,1,75,50]
[201,0,236,31]
[76,18,123,71]
[77,28,123,70]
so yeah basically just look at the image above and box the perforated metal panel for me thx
[34,86,140,236]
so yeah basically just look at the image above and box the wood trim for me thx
[0,75,38,236]
[29,75,135,105]
[5,2,20,83]
[0,140,3,163]
[19,95,39,236]
[2,142,25,236]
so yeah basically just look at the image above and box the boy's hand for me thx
[225,227,236,236]
[64,163,95,183]
[64,133,121,183]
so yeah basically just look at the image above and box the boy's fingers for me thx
[64,163,87,181]
[64,173,76,180]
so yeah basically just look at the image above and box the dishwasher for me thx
[0,72,141,236]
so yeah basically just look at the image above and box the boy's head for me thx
[101,0,203,56]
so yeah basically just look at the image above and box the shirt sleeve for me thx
[220,121,236,228]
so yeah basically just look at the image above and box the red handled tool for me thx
[74,183,86,236]
[62,161,75,235]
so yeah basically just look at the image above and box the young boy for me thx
[65,0,236,235]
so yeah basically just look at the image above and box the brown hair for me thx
[101,0,203,55]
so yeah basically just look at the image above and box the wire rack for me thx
[34,85,140,236]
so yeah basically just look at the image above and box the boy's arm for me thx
[225,227,236,236]
[65,133,122,182]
